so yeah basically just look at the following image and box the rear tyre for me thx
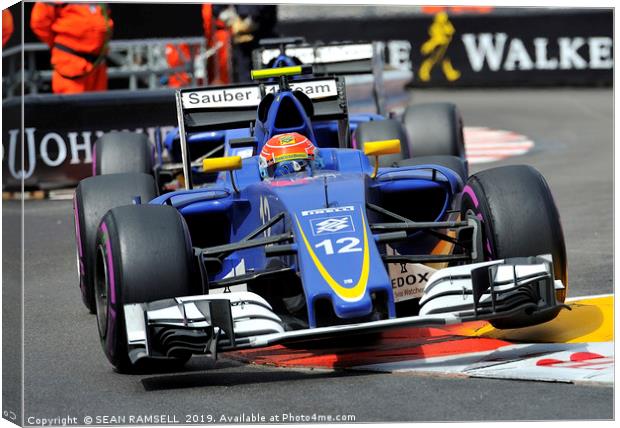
[93,131,153,176]
[353,119,408,167]
[461,165,567,329]
[74,173,157,313]
[95,204,194,373]
[402,102,465,159]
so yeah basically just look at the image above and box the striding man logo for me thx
[419,12,461,82]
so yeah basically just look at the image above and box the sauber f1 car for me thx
[74,65,567,372]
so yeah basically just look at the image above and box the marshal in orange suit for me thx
[2,9,14,47]
[30,2,113,94]
[202,4,231,84]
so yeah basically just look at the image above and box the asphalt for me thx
[2,88,613,425]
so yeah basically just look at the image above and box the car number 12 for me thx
[315,237,362,255]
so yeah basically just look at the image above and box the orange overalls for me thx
[165,42,193,88]
[164,5,230,87]
[202,4,231,85]
[2,9,14,47]
[30,2,113,94]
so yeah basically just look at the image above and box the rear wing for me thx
[252,41,386,115]
[174,76,350,188]
[177,76,348,132]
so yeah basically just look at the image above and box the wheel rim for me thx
[95,246,109,337]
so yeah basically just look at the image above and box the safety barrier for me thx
[1,37,221,98]
[277,8,612,86]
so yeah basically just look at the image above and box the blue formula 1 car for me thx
[73,66,568,373]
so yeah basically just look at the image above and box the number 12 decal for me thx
[315,237,362,255]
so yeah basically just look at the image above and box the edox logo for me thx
[311,216,355,236]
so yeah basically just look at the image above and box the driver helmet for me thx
[258,132,319,178]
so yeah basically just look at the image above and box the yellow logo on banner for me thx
[419,12,461,82]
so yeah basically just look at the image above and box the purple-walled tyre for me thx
[74,173,157,313]
[95,204,194,373]
[460,165,567,329]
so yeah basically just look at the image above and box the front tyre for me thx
[95,204,194,372]
[461,165,567,329]
[74,173,157,313]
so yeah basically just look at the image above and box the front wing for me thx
[124,256,566,364]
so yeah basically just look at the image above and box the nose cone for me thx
[275,173,394,327]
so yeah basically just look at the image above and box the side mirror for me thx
[202,156,242,173]
[362,139,401,178]
[202,156,242,193]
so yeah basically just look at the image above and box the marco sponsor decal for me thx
[311,215,355,236]
[461,33,613,72]
[181,79,338,110]
[2,126,174,180]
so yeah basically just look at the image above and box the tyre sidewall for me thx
[95,205,194,372]
[73,191,93,310]
[462,166,567,287]
[96,214,131,371]
[461,177,498,262]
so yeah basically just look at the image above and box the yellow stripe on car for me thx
[295,215,370,302]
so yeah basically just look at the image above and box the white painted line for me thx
[463,126,535,164]
[464,156,510,164]
[465,149,531,155]
[565,293,614,302]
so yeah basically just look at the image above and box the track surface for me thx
[3,88,613,424]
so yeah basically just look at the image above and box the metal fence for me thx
[2,37,222,98]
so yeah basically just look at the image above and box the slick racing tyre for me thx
[461,165,567,329]
[353,119,408,167]
[402,102,465,159]
[74,173,157,313]
[93,131,153,176]
[95,204,194,373]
